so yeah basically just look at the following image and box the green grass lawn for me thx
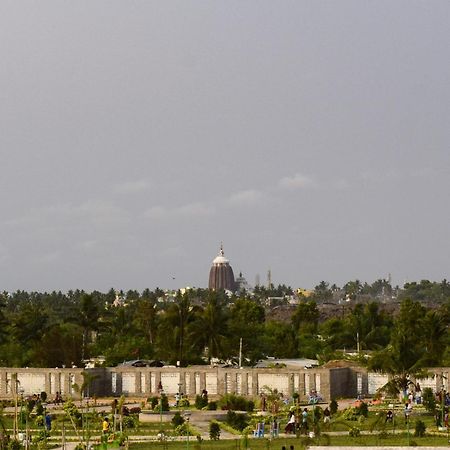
[129,431,450,449]
[3,403,448,447]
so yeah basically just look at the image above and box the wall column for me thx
[144,372,151,394]
[0,372,6,396]
[135,372,142,394]
[252,372,259,396]
[200,372,206,393]
[189,373,196,395]
[241,373,248,396]
[298,373,306,400]
[55,372,62,394]
[45,372,51,395]
[178,372,185,395]
[288,373,295,396]
[155,372,162,393]
[217,370,226,395]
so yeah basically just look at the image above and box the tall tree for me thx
[228,298,265,364]
[189,292,229,362]
[369,299,428,394]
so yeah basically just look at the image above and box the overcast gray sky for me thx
[1,1,449,292]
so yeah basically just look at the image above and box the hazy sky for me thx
[1,1,449,292]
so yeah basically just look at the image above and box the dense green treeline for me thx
[0,279,449,369]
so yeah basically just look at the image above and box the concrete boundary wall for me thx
[1,366,448,401]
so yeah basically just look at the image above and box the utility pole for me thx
[239,338,243,368]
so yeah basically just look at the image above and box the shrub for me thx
[63,400,82,425]
[179,398,190,407]
[226,410,249,431]
[219,394,254,412]
[32,430,49,444]
[209,422,220,440]
[35,415,44,427]
[195,395,208,410]
[113,432,127,446]
[349,426,360,437]
[148,397,159,410]
[414,419,426,437]
[122,416,137,429]
[26,399,36,414]
[422,388,436,413]
[8,440,22,450]
[313,406,323,422]
[207,401,217,410]
[329,399,338,415]
[175,423,192,436]
[160,394,169,412]
[35,403,44,416]
[129,407,141,414]
[341,407,358,421]
[171,412,185,428]
[356,402,368,418]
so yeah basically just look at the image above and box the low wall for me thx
[0,366,331,401]
[1,366,447,401]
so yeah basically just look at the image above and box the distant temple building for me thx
[235,272,250,294]
[208,244,236,292]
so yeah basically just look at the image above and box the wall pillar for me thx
[217,370,226,395]
[45,372,51,395]
[229,372,237,394]
[241,372,248,396]
[288,373,295,396]
[252,372,259,396]
[144,372,151,394]
[189,373,196,395]
[63,373,71,395]
[0,372,6,396]
[298,373,306,401]
[178,372,184,394]
[154,372,162,393]
[200,372,206,392]
[55,371,61,394]
[135,372,142,394]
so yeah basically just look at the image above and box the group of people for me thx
[284,406,331,435]
[53,391,64,404]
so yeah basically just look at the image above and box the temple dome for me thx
[208,245,236,292]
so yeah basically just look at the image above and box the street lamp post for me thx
[12,378,21,440]
[407,415,410,445]
[17,387,25,448]
[18,388,24,433]
[159,388,165,430]
[309,394,319,438]
[184,412,191,450]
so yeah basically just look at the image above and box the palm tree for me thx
[368,299,429,396]
[189,292,229,363]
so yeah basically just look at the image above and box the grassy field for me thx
[128,433,450,450]
[2,400,449,448]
